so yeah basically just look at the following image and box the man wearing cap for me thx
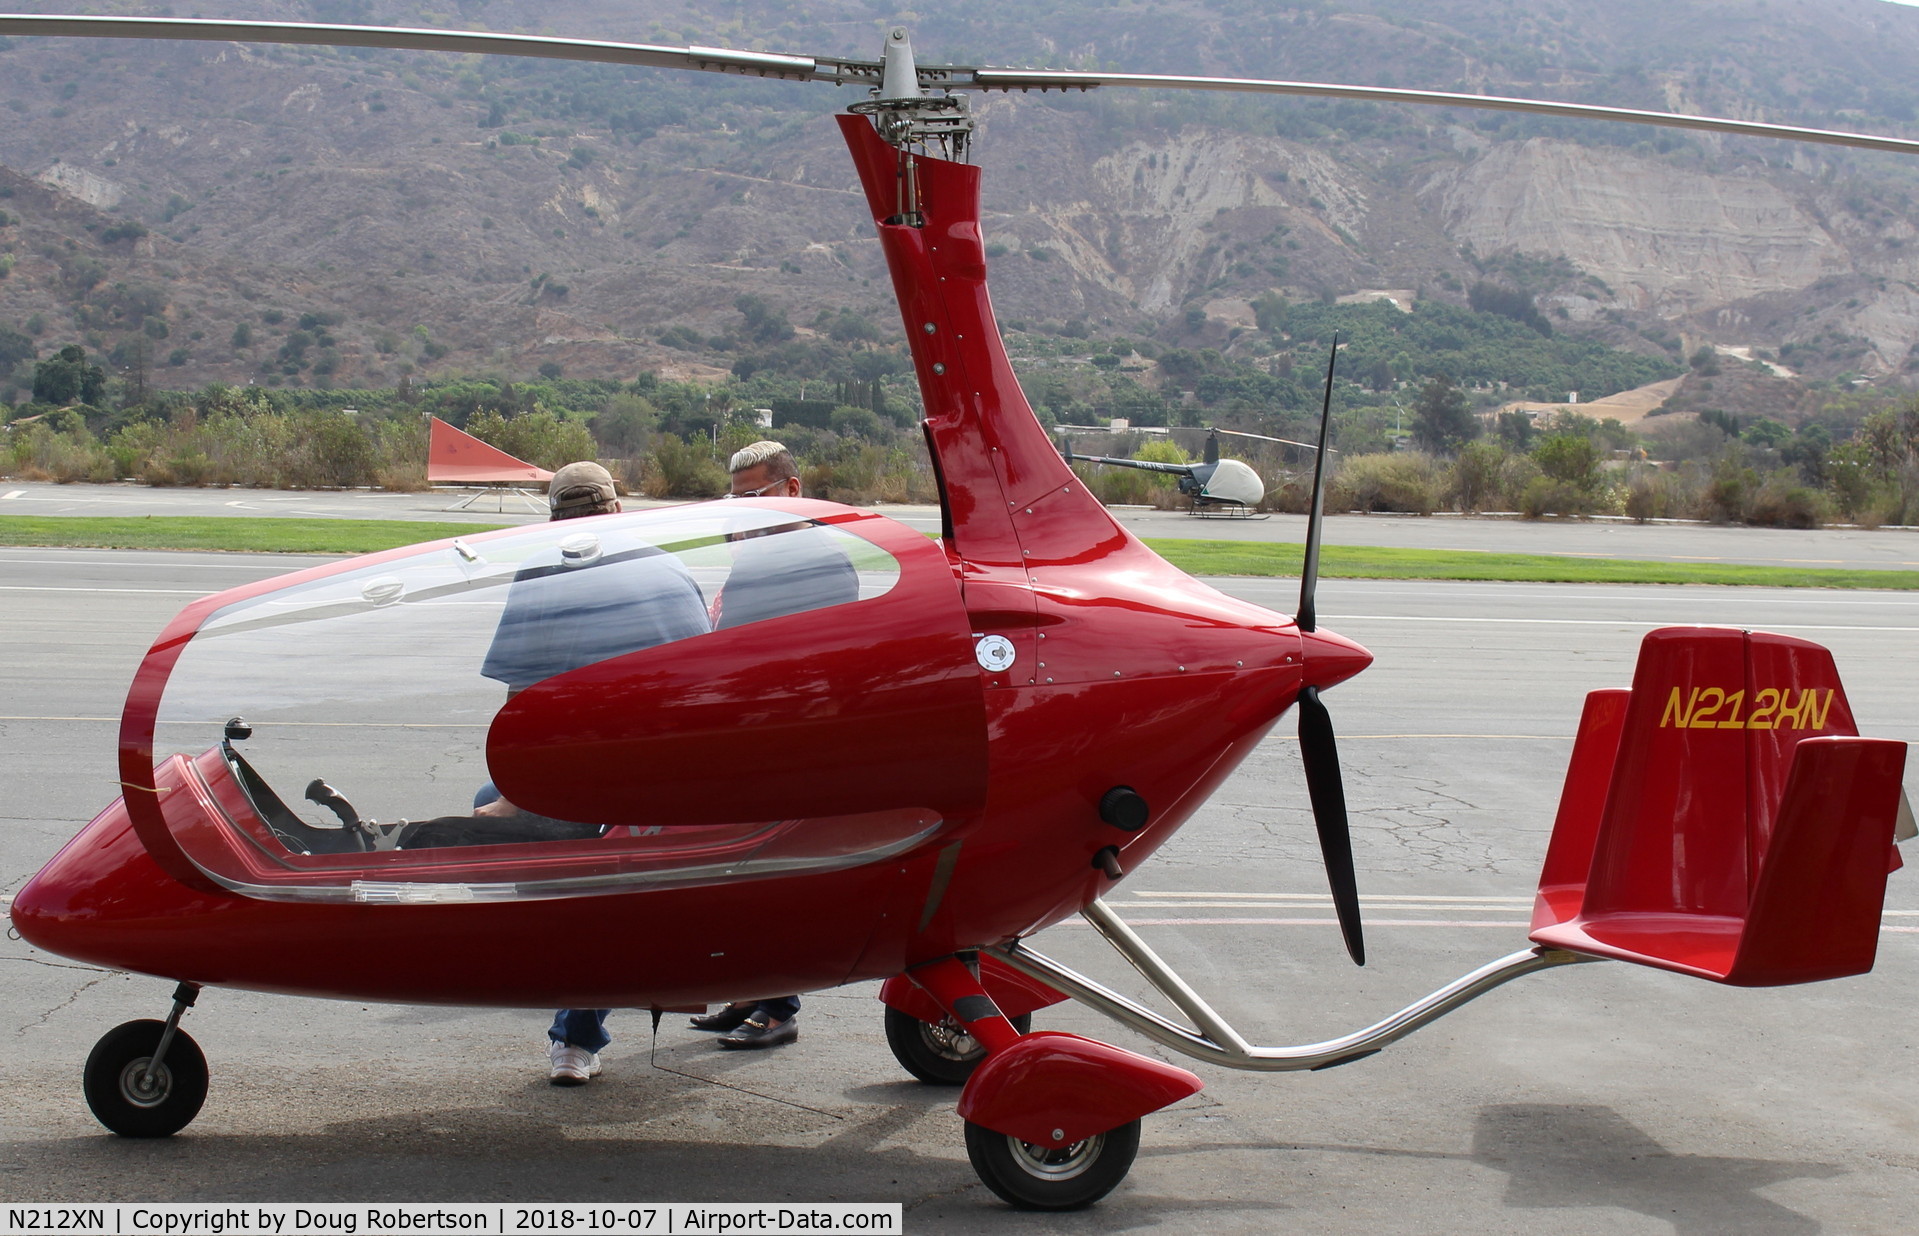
[680,441,857,1051]
[475,461,706,715]
[470,461,712,1084]
[548,459,624,518]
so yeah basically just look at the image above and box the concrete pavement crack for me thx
[0,955,113,973]
[15,970,115,1037]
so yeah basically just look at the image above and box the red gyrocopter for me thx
[3,14,1913,1211]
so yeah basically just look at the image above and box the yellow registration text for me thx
[1659,686,1834,731]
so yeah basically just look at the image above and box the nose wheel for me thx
[82,981,207,1137]
[83,1019,208,1137]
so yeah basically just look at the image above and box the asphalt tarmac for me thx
[2,533,1917,1230]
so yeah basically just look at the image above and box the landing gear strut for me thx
[83,982,207,1137]
[884,1006,1031,1085]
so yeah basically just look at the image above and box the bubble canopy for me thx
[124,501,989,904]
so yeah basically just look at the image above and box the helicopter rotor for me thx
[3,14,1919,158]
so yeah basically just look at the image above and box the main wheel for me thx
[963,1117,1140,1211]
[884,1007,1030,1086]
[83,1020,208,1138]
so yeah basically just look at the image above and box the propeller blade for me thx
[1297,335,1338,634]
[1297,686,1363,966]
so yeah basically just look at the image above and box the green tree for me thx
[472,408,596,470]
[591,394,659,457]
[0,325,33,371]
[1494,409,1536,449]
[829,405,887,440]
[1411,375,1477,455]
[1533,433,1602,490]
[32,345,107,406]
[734,294,794,345]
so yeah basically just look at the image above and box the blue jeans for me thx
[550,997,801,1051]
[486,786,613,1052]
[550,1008,611,1052]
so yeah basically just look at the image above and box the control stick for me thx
[303,780,361,830]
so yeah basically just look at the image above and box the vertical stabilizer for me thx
[1532,627,1906,985]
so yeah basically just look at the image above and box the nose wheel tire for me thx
[884,1007,1031,1086]
[83,1020,208,1138]
[963,1117,1140,1211]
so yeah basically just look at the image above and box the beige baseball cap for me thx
[548,460,618,516]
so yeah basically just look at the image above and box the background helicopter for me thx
[1,9,1914,1215]
[1059,425,1327,517]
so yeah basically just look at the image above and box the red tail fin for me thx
[1531,627,1906,986]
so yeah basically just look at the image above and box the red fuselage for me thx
[9,115,1371,1009]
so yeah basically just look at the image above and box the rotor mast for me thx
[849,26,974,164]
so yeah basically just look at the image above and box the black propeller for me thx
[1297,686,1361,965]
[1295,336,1364,966]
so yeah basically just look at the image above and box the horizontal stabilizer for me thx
[1531,627,1907,986]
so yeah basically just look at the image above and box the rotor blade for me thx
[13,15,1916,157]
[0,14,882,85]
[1297,335,1338,635]
[1213,427,1337,453]
[1297,686,1363,966]
[967,68,1919,158]
[11,15,1919,157]
[1068,454,1195,477]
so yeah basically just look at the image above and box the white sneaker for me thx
[548,1041,602,1086]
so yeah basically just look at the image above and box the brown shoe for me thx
[718,1015,798,1050]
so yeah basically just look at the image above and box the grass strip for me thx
[0,516,506,554]
[1,516,1913,589]
[1144,537,1919,590]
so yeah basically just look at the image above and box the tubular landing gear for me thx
[896,955,1202,1211]
[83,982,207,1137]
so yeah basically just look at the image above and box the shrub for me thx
[648,434,726,498]
[467,409,596,471]
[1700,447,1759,523]
[1331,452,1442,514]
[1448,440,1508,512]
[1520,476,1601,518]
[1624,468,1690,522]
[1533,433,1602,489]
[1072,439,1192,509]
[1748,473,1827,528]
